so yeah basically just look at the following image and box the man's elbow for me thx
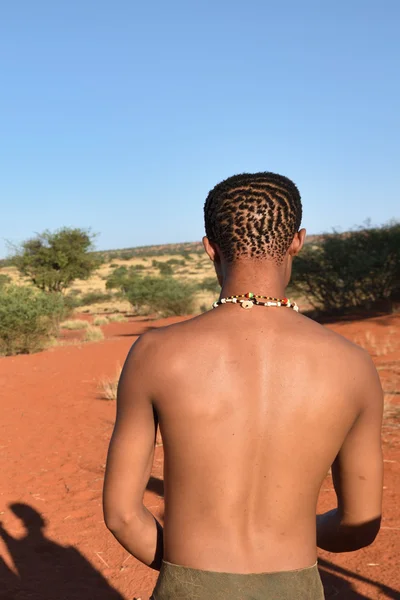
[352,516,381,549]
[338,516,382,552]
[104,508,136,534]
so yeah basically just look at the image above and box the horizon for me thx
[1,1,399,259]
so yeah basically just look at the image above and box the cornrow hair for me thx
[204,172,302,264]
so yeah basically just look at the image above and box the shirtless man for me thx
[103,172,383,599]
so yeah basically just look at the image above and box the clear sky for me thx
[1,1,399,257]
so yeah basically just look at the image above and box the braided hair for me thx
[204,172,302,264]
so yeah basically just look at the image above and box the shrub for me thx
[106,266,130,291]
[152,260,174,276]
[124,276,196,316]
[11,227,98,293]
[108,314,126,322]
[0,285,64,355]
[133,264,146,271]
[61,319,89,330]
[166,258,186,267]
[83,326,104,342]
[292,222,400,313]
[93,316,109,326]
[80,291,112,305]
[198,276,220,294]
[0,274,12,287]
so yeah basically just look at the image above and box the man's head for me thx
[203,172,304,268]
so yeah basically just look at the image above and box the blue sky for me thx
[1,1,399,257]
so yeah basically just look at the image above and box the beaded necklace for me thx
[212,292,299,311]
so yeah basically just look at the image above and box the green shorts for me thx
[151,560,325,599]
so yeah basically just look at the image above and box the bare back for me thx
[146,306,370,572]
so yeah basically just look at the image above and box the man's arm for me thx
[103,334,163,570]
[317,351,384,552]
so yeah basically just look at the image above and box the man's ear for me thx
[203,236,217,262]
[289,228,306,257]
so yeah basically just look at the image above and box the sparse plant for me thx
[108,314,126,322]
[98,365,122,400]
[61,319,89,330]
[83,325,104,342]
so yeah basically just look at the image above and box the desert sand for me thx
[0,313,399,599]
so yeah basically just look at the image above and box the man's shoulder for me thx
[296,313,372,366]
[128,313,208,362]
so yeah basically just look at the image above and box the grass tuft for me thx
[108,313,126,322]
[83,325,104,342]
[93,316,109,326]
[98,365,122,400]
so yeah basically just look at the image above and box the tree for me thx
[12,228,98,293]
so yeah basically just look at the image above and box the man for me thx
[103,172,383,599]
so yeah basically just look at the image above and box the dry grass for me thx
[93,316,109,326]
[83,326,104,342]
[61,320,89,330]
[98,365,122,400]
[108,313,126,322]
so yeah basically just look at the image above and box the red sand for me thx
[0,314,399,599]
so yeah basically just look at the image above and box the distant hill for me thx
[0,234,324,268]
[93,234,323,261]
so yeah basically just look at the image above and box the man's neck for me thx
[220,261,287,299]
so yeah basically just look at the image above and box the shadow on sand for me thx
[0,503,123,600]
[319,557,399,599]
[146,476,164,498]
[1,502,398,600]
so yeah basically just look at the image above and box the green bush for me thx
[124,276,196,316]
[106,266,131,292]
[80,291,112,305]
[152,260,174,276]
[198,276,221,294]
[166,258,186,267]
[0,285,64,355]
[292,222,400,313]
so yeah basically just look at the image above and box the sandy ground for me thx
[0,313,399,599]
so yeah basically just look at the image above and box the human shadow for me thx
[117,326,157,337]
[305,306,396,326]
[146,476,164,498]
[319,557,399,599]
[0,503,124,599]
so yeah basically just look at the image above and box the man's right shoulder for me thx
[298,313,374,373]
